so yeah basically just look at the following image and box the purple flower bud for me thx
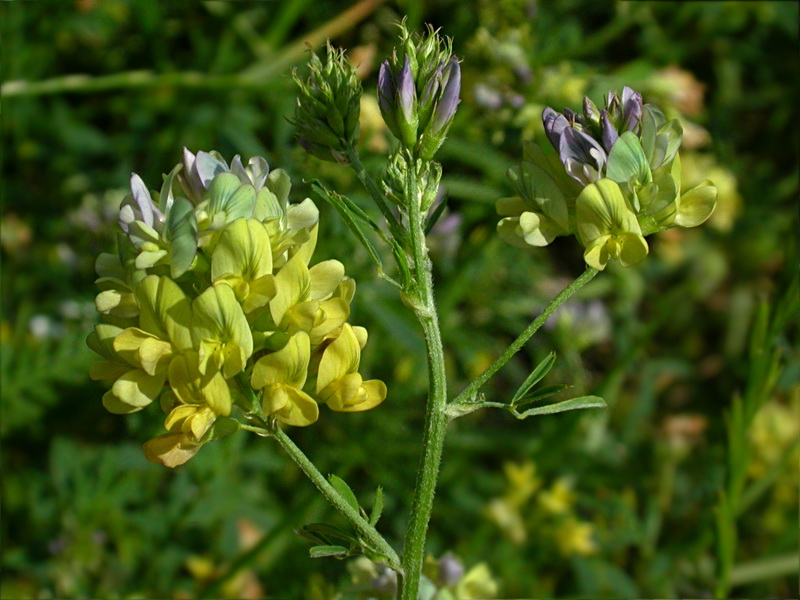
[583,96,600,126]
[377,60,395,121]
[600,110,619,152]
[621,86,643,131]
[542,107,570,152]
[431,57,460,134]
[605,91,621,122]
[398,56,417,122]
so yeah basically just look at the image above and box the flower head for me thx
[89,151,387,466]
[497,87,718,270]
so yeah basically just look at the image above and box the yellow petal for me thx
[270,253,310,326]
[211,218,273,283]
[165,404,198,432]
[322,372,363,410]
[309,260,345,300]
[109,369,165,411]
[316,323,360,394]
[251,332,311,390]
[310,298,350,345]
[143,433,200,468]
[582,235,612,271]
[90,360,128,382]
[274,386,320,427]
[136,275,193,351]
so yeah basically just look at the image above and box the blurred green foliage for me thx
[1,1,797,598]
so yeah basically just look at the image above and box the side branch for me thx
[451,266,600,406]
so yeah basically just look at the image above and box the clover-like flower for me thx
[497,87,718,270]
[89,151,387,467]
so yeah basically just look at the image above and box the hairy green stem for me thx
[270,425,403,572]
[398,163,449,600]
[451,266,599,406]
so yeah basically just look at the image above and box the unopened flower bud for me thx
[292,43,362,163]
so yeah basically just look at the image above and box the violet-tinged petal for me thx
[181,147,204,200]
[398,55,417,123]
[559,126,607,173]
[542,107,570,151]
[194,151,228,188]
[246,156,269,191]
[583,96,600,126]
[431,57,460,134]
[622,87,643,131]
[230,155,248,185]
[600,110,619,152]
[421,63,442,106]
[129,173,154,227]
[377,60,395,117]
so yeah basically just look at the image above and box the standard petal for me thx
[674,181,717,228]
[251,332,311,390]
[316,323,361,394]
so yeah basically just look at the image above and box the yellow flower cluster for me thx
[88,150,386,467]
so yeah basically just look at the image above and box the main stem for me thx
[398,167,449,600]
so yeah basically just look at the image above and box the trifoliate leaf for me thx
[513,395,606,419]
[510,352,557,404]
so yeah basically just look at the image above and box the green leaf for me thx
[606,131,652,189]
[513,383,571,408]
[511,352,557,404]
[512,395,606,419]
[312,182,383,270]
[425,195,449,235]
[309,544,349,559]
[297,523,357,546]
[164,197,198,278]
[369,486,384,526]
[328,474,359,512]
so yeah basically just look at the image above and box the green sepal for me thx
[200,416,239,443]
[159,162,183,214]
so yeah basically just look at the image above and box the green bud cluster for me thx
[292,43,363,163]
[497,88,718,270]
[378,23,461,160]
[88,150,386,467]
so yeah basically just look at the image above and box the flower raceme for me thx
[496,87,718,270]
[88,150,387,467]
